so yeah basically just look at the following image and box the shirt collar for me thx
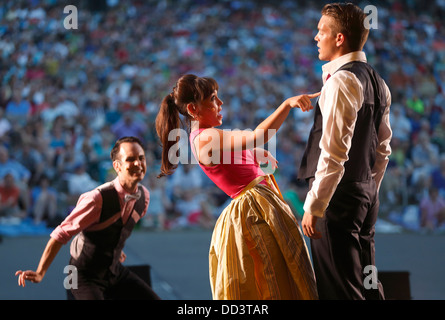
[322,51,367,83]
[112,176,140,201]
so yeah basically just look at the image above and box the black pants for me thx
[70,264,161,300]
[310,179,385,300]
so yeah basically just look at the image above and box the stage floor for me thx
[0,229,444,300]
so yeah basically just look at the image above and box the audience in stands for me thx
[1,0,445,232]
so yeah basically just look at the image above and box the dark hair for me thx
[110,136,144,161]
[321,2,369,52]
[155,74,219,177]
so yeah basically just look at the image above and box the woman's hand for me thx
[253,148,278,173]
[287,92,321,112]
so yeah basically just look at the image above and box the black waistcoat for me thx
[297,61,389,184]
[69,182,145,278]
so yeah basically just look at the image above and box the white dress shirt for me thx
[303,51,392,218]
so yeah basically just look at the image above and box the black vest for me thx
[70,182,146,278]
[298,61,389,184]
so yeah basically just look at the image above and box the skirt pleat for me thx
[209,184,318,300]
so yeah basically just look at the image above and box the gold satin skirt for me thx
[209,176,318,300]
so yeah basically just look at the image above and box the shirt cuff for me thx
[50,226,71,245]
[303,194,327,218]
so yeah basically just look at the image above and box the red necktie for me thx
[326,74,331,81]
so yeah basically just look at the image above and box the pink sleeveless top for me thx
[190,128,266,199]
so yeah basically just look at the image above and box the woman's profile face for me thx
[195,90,224,128]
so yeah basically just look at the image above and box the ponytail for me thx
[156,94,182,178]
[155,74,219,177]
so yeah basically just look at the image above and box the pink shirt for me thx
[50,177,149,244]
[190,128,266,199]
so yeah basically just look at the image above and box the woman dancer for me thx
[156,74,318,300]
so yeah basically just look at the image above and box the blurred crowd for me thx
[1,0,445,233]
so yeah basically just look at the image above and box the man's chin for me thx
[319,54,329,61]
[131,172,145,182]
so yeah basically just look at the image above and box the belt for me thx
[234,175,284,200]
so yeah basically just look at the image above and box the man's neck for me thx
[327,47,353,62]
[118,178,138,194]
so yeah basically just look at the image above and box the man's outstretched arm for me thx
[15,237,63,287]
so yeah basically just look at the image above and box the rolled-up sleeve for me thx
[50,189,102,244]
[303,72,363,218]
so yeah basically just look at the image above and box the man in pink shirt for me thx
[16,136,160,300]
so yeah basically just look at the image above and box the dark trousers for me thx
[70,263,161,300]
[310,179,385,300]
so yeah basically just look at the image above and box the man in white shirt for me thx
[298,3,392,299]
